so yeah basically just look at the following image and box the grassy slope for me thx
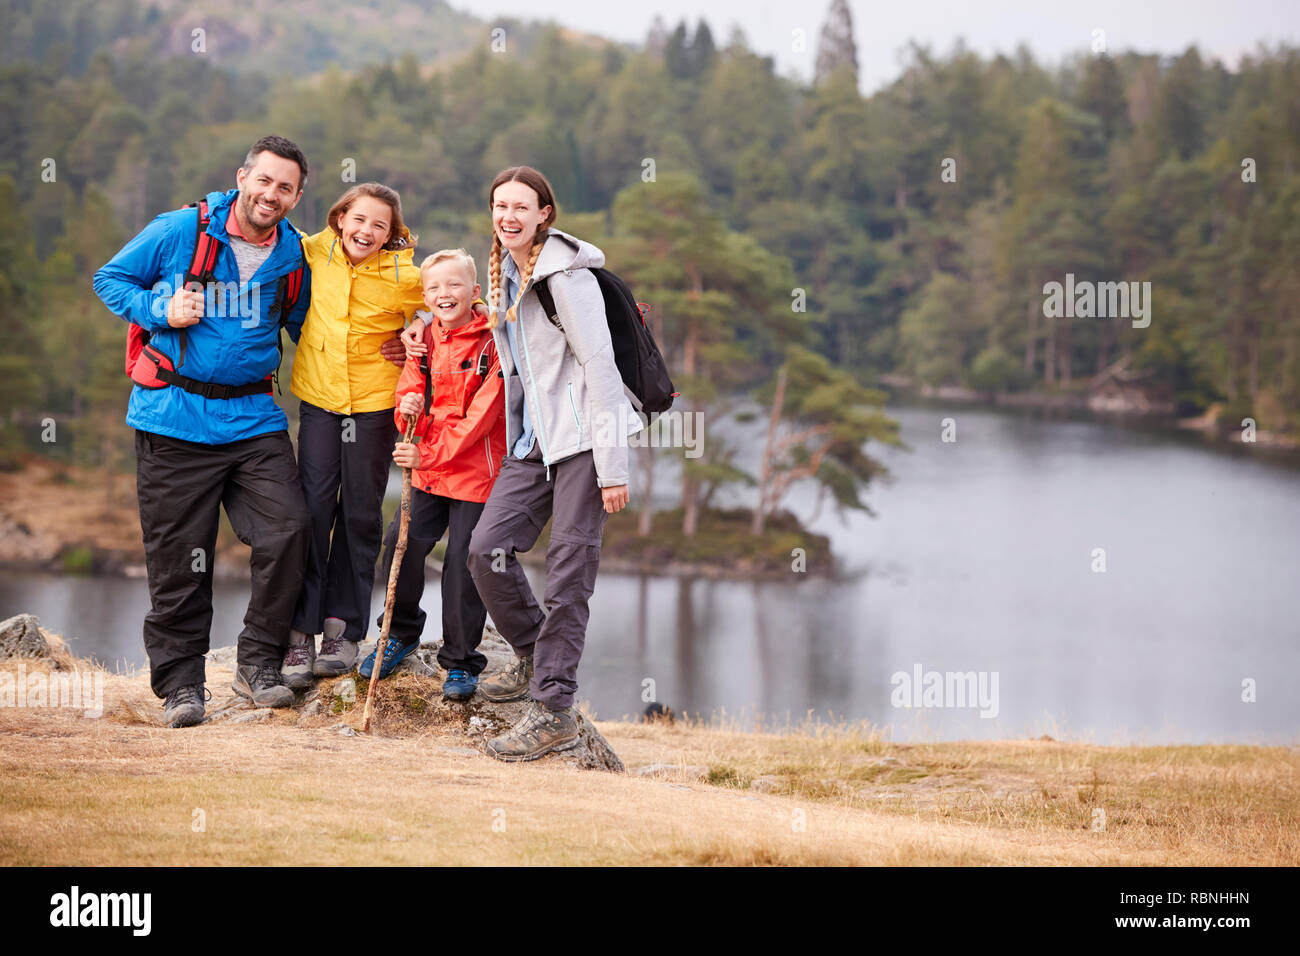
[1,653,1295,866]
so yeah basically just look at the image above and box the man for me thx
[93,136,400,727]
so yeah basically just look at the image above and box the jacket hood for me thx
[310,226,417,283]
[530,226,605,281]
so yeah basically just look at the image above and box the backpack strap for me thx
[534,278,561,331]
[267,261,305,394]
[421,355,432,416]
[176,198,218,369]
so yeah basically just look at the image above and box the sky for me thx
[469,0,1300,92]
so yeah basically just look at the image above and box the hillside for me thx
[0,0,606,78]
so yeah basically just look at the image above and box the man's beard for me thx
[241,193,282,230]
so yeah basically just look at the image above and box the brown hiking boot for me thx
[478,653,533,702]
[486,701,578,762]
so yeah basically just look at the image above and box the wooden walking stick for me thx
[362,412,419,733]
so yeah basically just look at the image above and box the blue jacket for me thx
[93,188,311,445]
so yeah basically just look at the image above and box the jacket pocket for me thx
[303,323,326,351]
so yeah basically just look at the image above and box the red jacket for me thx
[394,310,506,503]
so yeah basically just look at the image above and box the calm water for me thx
[4,405,1298,744]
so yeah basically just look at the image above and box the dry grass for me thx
[1,653,1295,866]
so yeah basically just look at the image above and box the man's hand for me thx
[401,316,427,357]
[398,392,423,417]
[167,288,204,328]
[392,441,419,470]
[601,484,630,514]
[380,332,406,367]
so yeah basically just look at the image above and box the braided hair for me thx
[488,228,548,330]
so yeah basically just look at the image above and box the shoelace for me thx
[514,702,556,740]
[320,636,350,655]
[252,665,284,688]
[166,684,209,707]
[447,669,469,681]
[284,644,312,666]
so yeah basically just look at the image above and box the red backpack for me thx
[124,198,305,398]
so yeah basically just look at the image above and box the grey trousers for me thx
[467,441,608,710]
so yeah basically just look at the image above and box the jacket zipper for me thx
[484,435,494,478]
[568,381,582,447]
[513,276,552,481]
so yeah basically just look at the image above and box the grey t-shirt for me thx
[228,234,276,285]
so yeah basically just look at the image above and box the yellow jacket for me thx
[290,227,424,414]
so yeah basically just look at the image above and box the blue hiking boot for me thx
[443,668,478,701]
[358,638,418,680]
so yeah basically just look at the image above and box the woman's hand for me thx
[392,441,419,470]
[601,484,629,514]
[398,392,423,417]
[401,315,428,357]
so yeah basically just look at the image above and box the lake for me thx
[3,404,1297,744]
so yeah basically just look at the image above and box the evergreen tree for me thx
[815,0,859,86]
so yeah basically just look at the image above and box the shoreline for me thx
[878,375,1300,451]
[0,457,835,584]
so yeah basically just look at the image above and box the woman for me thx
[406,165,642,760]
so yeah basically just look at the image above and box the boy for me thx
[361,249,506,700]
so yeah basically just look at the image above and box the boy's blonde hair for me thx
[420,248,477,288]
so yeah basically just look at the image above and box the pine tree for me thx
[815,0,859,86]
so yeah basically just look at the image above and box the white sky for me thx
[463,0,1300,92]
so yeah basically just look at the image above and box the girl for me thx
[408,165,643,760]
[281,182,424,687]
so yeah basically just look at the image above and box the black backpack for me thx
[535,268,678,414]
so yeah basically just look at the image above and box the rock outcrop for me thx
[202,625,623,772]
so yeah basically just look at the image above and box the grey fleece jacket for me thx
[493,227,644,487]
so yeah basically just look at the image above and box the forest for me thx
[2,0,1298,538]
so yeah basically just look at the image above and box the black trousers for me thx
[135,429,310,699]
[292,401,396,642]
[376,489,488,675]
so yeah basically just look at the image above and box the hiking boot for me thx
[478,653,533,702]
[232,664,295,708]
[281,630,316,690]
[313,618,356,677]
[358,638,418,681]
[163,683,209,728]
[442,668,478,701]
[486,701,578,762]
